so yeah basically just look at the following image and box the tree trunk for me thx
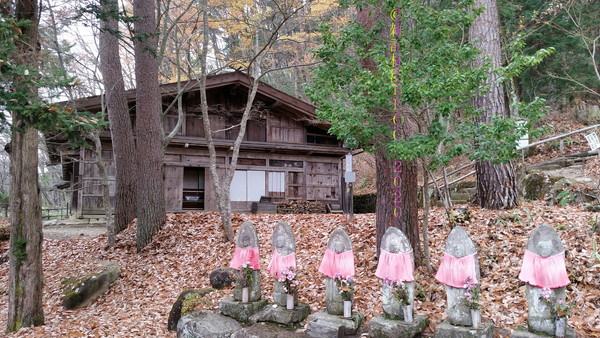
[6,0,45,331]
[375,148,421,262]
[469,0,518,209]
[98,0,137,233]
[359,3,421,262]
[7,128,45,332]
[133,0,165,250]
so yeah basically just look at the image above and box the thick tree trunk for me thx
[375,148,421,262]
[133,0,165,250]
[98,0,137,234]
[7,128,44,332]
[469,0,518,209]
[6,0,45,331]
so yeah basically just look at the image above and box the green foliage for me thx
[0,15,106,145]
[556,190,575,207]
[308,0,549,172]
[0,193,8,210]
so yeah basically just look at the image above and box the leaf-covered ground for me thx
[0,201,599,337]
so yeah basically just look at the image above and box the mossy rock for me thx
[62,261,120,310]
[523,171,551,201]
[209,268,236,290]
[167,288,214,331]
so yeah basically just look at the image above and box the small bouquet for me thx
[279,267,300,295]
[238,261,254,288]
[540,287,572,318]
[334,273,355,301]
[385,278,410,305]
[461,276,480,310]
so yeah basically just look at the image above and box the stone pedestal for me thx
[232,322,310,338]
[219,297,268,323]
[510,325,577,338]
[434,320,494,338]
[368,314,429,338]
[306,310,364,337]
[526,285,567,336]
[249,302,310,326]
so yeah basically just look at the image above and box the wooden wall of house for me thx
[78,145,117,215]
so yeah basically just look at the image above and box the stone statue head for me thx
[381,227,412,254]
[236,221,259,248]
[273,221,295,255]
[527,224,564,257]
[327,228,352,253]
[445,226,476,258]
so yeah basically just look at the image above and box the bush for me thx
[353,193,376,213]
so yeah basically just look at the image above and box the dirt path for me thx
[43,224,106,240]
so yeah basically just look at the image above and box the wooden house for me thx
[53,72,347,216]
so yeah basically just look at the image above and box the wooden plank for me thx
[164,166,183,211]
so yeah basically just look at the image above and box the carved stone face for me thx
[237,222,258,248]
[527,224,564,257]
[273,221,295,255]
[381,227,411,254]
[445,226,476,258]
[327,228,352,253]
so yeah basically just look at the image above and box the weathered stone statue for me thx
[307,227,364,337]
[434,226,493,337]
[319,227,355,315]
[512,224,575,338]
[369,227,429,338]
[229,221,261,302]
[267,221,297,307]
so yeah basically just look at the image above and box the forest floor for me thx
[1,202,599,337]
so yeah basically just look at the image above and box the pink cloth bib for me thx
[318,248,355,278]
[375,249,415,282]
[229,247,260,270]
[267,249,297,278]
[518,250,570,289]
[435,252,478,288]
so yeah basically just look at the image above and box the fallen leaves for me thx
[0,202,598,336]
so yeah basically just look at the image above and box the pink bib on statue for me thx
[375,249,414,282]
[318,248,355,278]
[518,250,570,289]
[229,247,260,270]
[267,249,297,278]
[435,252,478,288]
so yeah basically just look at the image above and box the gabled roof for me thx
[69,71,316,120]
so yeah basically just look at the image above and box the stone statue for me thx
[267,221,297,306]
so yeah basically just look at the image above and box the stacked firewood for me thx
[277,200,327,214]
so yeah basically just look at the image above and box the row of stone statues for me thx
[221,220,574,338]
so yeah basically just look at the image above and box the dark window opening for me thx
[182,167,205,209]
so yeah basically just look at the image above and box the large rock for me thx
[232,322,309,338]
[522,172,551,201]
[379,227,415,320]
[306,310,365,338]
[62,261,120,310]
[219,297,268,323]
[368,314,429,338]
[167,288,213,331]
[524,224,568,336]
[249,303,310,326]
[177,310,242,338]
[444,226,480,327]
[210,268,236,290]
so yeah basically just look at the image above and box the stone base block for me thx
[510,325,577,338]
[306,310,365,338]
[232,322,310,338]
[435,320,494,338]
[249,303,311,326]
[219,297,268,323]
[368,314,429,338]
[177,310,242,338]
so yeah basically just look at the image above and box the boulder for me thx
[167,288,214,331]
[177,310,242,338]
[210,268,236,289]
[62,261,120,310]
[522,172,551,201]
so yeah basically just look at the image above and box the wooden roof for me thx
[69,71,317,121]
